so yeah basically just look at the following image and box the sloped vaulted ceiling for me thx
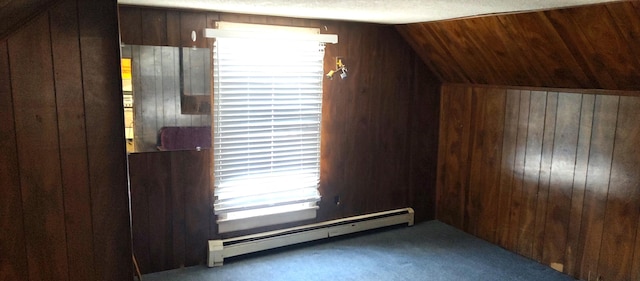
[397,1,640,90]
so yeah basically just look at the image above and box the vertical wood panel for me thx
[507,90,530,252]
[147,153,173,272]
[9,14,69,281]
[575,95,619,280]
[78,0,132,279]
[438,85,640,281]
[50,1,96,280]
[467,88,505,241]
[182,150,211,266]
[0,40,28,281]
[129,154,152,273]
[169,152,187,269]
[516,91,546,257]
[597,96,640,281]
[495,90,520,248]
[542,92,581,270]
[141,9,167,46]
[166,10,181,47]
[436,85,472,228]
[532,91,557,261]
[564,94,595,277]
[118,6,142,45]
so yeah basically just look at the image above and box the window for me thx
[210,23,335,233]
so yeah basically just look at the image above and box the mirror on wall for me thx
[121,45,212,153]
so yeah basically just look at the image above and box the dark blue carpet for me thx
[143,220,576,281]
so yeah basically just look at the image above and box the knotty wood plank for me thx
[541,92,581,270]
[574,95,619,280]
[141,9,167,46]
[50,1,95,279]
[78,0,132,279]
[597,96,640,281]
[532,91,557,262]
[9,13,69,281]
[118,6,142,45]
[468,88,506,242]
[495,89,520,248]
[564,94,595,277]
[507,90,531,252]
[516,91,547,257]
[0,39,28,281]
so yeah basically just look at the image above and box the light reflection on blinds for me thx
[212,32,324,231]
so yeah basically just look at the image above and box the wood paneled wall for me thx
[397,1,640,90]
[121,45,210,152]
[121,6,441,273]
[0,0,132,280]
[437,84,640,281]
[128,150,212,274]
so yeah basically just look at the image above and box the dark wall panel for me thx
[0,39,28,281]
[437,84,640,281]
[0,0,132,279]
[121,6,442,273]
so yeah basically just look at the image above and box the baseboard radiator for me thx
[208,207,414,267]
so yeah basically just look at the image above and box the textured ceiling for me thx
[118,0,620,24]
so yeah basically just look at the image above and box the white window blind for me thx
[212,23,326,233]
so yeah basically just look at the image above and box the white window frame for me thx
[208,22,337,233]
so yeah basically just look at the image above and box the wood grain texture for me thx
[9,13,69,281]
[598,96,640,281]
[129,150,212,274]
[0,39,28,281]
[118,6,142,45]
[541,92,581,268]
[123,7,442,273]
[575,95,619,281]
[398,1,640,91]
[495,90,520,248]
[532,91,557,262]
[467,88,505,241]
[50,1,96,280]
[142,8,167,45]
[0,0,56,40]
[564,94,595,277]
[78,0,133,279]
[438,84,640,281]
[1,0,133,279]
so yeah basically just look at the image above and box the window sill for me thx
[217,206,318,234]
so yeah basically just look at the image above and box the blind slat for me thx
[213,34,323,227]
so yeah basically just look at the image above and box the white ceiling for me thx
[118,0,620,24]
